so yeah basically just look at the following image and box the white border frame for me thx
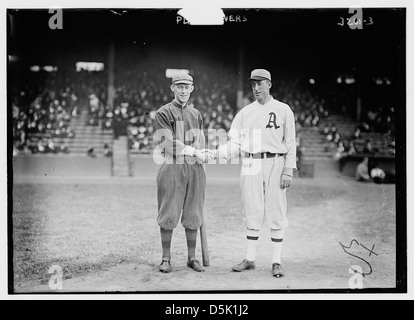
[1,0,412,301]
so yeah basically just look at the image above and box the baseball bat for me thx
[200,221,210,267]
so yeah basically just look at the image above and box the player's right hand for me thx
[195,149,210,164]
[196,149,217,164]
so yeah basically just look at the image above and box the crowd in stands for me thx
[272,79,329,133]
[85,71,168,153]
[12,71,78,156]
[319,106,396,160]
[84,69,239,152]
[114,71,167,152]
[361,107,395,137]
[12,66,396,161]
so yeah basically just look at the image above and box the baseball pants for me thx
[157,161,206,231]
[240,156,288,230]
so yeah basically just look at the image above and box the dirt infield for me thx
[12,171,396,293]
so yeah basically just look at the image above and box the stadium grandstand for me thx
[9,9,403,179]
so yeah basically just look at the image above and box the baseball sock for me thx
[185,228,198,261]
[246,229,260,262]
[160,228,173,261]
[271,229,285,264]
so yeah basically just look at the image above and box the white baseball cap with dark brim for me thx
[249,69,271,81]
[172,74,193,85]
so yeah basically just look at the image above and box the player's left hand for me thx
[280,175,292,189]
[280,168,294,189]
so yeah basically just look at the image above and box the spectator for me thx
[47,138,57,153]
[87,146,96,158]
[333,132,341,144]
[103,143,113,157]
[60,143,69,154]
[353,128,362,140]
[356,157,371,182]
[363,139,375,155]
[312,114,320,127]
[346,141,357,156]
[334,141,346,160]
[296,146,304,173]
[370,163,386,184]
[360,121,370,132]
[13,145,19,157]
[321,124,330,135]
[37,139,47,154]
[326,130,333,142]
[388,141,396,156]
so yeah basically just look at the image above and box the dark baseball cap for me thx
[249,69,271,81]
[172,74,193,85]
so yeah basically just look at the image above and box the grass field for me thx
[12,170,396,292]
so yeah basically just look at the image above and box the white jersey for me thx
[218,97,297,169]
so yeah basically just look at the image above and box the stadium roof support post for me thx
[237,39,245,110]
[355,58,365,122]
[107,36,115,111]
[356,66,362,122]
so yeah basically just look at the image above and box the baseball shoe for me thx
[272,263,285,278]
[159,259,172,273]
[232,259,256,272]
[187,258,204,272]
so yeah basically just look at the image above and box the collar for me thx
[172,99,188,109]
[257,96,274,106]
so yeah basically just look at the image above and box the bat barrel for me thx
[200,223,210,267]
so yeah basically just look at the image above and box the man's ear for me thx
[189,85,194,93]
[267,80,272,89]
[170,84,175,92]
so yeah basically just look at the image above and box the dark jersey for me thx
[154,100,206,159]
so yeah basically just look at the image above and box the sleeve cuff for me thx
[181,146,197,157]
[217,146,225,160]
[282,167,294,176]
[284,165,297,171]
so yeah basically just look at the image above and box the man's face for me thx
[171,83,194,105]
[250,80,271,102]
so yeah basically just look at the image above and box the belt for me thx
[245,152,285,159]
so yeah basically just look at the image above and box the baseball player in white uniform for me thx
[210,69,297,277]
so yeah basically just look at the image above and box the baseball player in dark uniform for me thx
[210,69,297,277]
[153,73,209,273]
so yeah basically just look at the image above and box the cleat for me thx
[159,259,172,273]
[187,258,204,272]
[232,259,256,272]
[272,263,285,278]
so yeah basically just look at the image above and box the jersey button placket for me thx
[185,119,189,163]
[183,108,190,163]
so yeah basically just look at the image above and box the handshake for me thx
[194,149,218,164]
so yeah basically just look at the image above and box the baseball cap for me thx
[249,69,271,81]
[172,73,193,85]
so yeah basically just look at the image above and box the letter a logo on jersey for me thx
[266,113,280,130]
